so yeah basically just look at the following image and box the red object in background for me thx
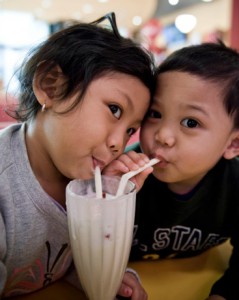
[141,18,162,41]
[0,105,15,122]
[140,18,165,57]
[0,95,17,129]
[230,0,239,50]
[127,129,140,146]
[0,106,16,129]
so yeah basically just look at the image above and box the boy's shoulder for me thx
[227,156,239,173]
[214,157,239,185]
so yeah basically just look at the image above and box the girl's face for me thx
[30,72,150,180]
[140,71,237,194]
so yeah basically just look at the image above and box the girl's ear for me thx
[223,131,239,159]
[33,62,67,107]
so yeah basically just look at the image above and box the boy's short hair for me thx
[157,41,239,128]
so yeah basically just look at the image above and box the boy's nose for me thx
[154,127,176,147]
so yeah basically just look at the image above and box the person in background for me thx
[0,12,156,299]
[106,41,239,300]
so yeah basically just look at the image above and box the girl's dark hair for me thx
[15,21,156,121]
[157,41,239,128]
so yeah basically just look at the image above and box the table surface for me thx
[8,241,232,300]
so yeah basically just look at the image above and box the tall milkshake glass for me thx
[66,175,136,300]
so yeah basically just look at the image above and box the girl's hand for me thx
[103,151,153,192]
[116,271,148,300]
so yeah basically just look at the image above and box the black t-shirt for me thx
[128,144,239,299]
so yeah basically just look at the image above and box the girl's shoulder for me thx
[0,123,23,171]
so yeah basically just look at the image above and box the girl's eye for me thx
[127,128,137,137]
[146,109,161,119]
[181,118,199,128]
[109,104,122,119]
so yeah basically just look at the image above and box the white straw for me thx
[94,166,102,198]
[116,158,160,197]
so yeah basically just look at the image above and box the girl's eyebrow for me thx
[114,89,144,124]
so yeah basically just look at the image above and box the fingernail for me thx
[123,166,129,172]
[125,287,132,296]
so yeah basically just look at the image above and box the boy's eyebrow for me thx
[184,103,210,117]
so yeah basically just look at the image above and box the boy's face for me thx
[140,71,237,194]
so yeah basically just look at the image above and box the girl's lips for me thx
[92,157,106,171]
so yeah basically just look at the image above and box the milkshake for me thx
[66,175,136,300]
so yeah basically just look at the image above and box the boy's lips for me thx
[151,154,168,167]
[151,154,165,162]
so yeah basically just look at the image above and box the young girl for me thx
[107,41,239,300]
[0,13,156,299]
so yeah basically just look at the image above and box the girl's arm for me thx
[103,151,153,192]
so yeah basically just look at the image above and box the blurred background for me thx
[0,0,238,102]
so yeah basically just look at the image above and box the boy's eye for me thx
[109,104,122,119]
[146,109,161,119]
[127,128,137,137]
[181,118,199,128]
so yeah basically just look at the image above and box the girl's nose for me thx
[154,126,176,147]
[107,132,125,154]
[109,144,119,154]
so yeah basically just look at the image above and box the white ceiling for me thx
[0,0,158,31]
[0,0,213,31]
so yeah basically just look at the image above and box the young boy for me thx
[106,41,239,300]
